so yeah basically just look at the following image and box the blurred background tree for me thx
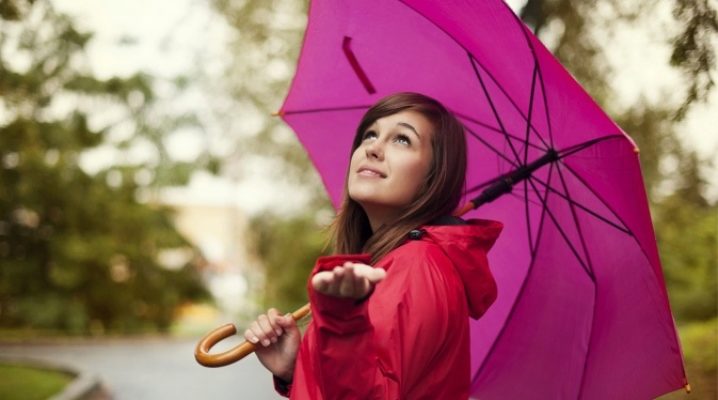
[0,0,213,335]
[207,0,332,313]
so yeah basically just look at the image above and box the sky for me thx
[52,0,717,208]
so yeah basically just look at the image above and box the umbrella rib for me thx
[281,104,372,115]
[556,136,642,242]
[556,134,626,160]
[554,161,598,400]
[472,162,555,384]
[468,53,522,165]
[530,162,556,258]
[565,158,678,295]
[527,172,595,280]
[555,162,596,276]
[524,61,539,164]
[455,112,547,152]
[471,51,551,150]
[528,176,631,235]
[560,162,654,264]
[524,178,536,257]
[506,5,555,147]
[399,0,551,150]
[534,50,554,147]
[462,125,520,167]
[509,189,545,208]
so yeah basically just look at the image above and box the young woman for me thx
[244,92,503,399]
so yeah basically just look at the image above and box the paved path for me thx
[0,336,284,400]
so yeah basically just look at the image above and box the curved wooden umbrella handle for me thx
[194,303,311,367]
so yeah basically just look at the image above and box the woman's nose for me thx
[365,141,383,160]
[366,140,384,160]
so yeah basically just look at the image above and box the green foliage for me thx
[670,0,718,119]
[655,194,717,322]
[249,210,332,313]
[0,1,211,334]
[658,318,717,399]
[0,363,72,400]
[211,0,334,312]
[210,0,319,188]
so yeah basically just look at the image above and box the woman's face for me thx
[348,110,434,225]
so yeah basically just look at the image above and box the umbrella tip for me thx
[633,146,640,154]
[272,110,285,117]
[685,383,691,393]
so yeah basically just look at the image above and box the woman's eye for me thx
[395,134,411,145]
[362,130,377,141]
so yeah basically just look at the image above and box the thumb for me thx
[276,313,298,330]
[366,267,386,283]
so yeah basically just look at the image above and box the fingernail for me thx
[262,339,270,346]
[250,336,259,344]
[275,329,282,335]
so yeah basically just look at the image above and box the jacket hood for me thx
[422,218,503,319]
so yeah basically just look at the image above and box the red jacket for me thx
[276,219,503,399]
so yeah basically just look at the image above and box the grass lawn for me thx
[0,363,73,400]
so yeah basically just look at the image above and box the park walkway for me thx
[0,336,283,399]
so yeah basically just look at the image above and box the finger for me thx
[332,266,345,279]
[338,264,357,297]
[243,328,260,344]
[367,267,386,283]
[257,315,277,345]
[276,312,296,329]
[312,271,334,293]
[267,308,283,336]
[326,266,342,296]
[249,321,268,346]
[354,264,386,283]
[355,275,371,298]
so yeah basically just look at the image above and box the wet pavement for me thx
[0,336,283,399]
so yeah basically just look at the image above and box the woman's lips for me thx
[357,167,386,178]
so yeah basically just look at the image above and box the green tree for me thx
[248,212,331,313]
[209,0,332,311]
[0,0,211,334]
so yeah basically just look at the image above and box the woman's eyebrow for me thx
[397,122,421,139]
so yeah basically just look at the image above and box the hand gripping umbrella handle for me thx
[194,303,311,367]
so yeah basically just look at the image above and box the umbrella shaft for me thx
[472,149,558,208]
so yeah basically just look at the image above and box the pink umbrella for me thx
[278,1,688,399]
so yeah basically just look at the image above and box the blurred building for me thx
[157,177,263,321]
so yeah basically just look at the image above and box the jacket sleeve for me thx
[272,375,292,397]
[307,247,460,399]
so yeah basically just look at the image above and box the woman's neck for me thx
[362,204,400,233]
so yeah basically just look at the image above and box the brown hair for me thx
[332,92,467,263]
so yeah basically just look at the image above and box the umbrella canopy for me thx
[279,1,687,399]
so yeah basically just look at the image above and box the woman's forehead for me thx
[370,110,433,136]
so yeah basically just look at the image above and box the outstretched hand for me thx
[311,262,386,300]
